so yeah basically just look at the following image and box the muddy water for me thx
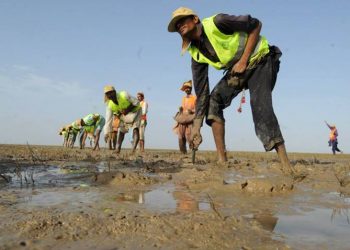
[275,207,350,249]
[1,145,350,249]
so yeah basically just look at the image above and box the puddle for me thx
[2,165,210,213]
[223,172,243,184]
[223,171,267,185]
[0,163,111,188]
[116,191,145,204]
[274,207,350,249]
[143,186,177,212]
[325,192,350,205]
[19,189,100,207]
[243,212,279,232]
[115,185,211,213]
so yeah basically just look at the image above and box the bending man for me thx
[104,85,141,153]
[168,7,300,178]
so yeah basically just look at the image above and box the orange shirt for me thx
[181,95,196,112]
[329,128,338,141]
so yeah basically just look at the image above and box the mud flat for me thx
[0,144,350,249]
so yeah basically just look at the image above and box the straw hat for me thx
[75,119,82,127]
[104,85,115,94]
[180,80,192,91]
[168,7,197,32]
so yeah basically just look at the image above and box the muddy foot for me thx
[280,165,308,183]
[215,161,234,168]
[291,171,308,183]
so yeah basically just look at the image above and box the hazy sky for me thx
[0,0,349,153]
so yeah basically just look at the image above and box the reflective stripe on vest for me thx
[188,15,270,70]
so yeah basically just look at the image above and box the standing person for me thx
[168,7,302,178]
[137,92,148,152]
[103,85,141,154]
[325,121,343,155]
[174,80,196,154]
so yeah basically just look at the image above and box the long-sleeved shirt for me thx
[191,14,259,119]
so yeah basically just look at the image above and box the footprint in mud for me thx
[145,160,182,174]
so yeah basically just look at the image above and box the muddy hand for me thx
[191,118,203,150]
[231,58,247,74]
[193,133,202,150]
[191,129,202,150]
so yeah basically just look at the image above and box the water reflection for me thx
[2,163,109,188]
[21,189,99,207]
[274,208,350,249]
[244,211,278,232]
[173,191,198,212]
[254,212,278,232]
[116,192,144,204]
[331,207,350,224]
[115,186,210,213]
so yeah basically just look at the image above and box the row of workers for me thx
[59,90,148,153]
[59,113,105,150]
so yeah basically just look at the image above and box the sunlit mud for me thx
[0,145,349,249]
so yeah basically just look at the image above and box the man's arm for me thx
[93,130,101,150]
[104,106,113,134]
[192,59,209,123]
[190,60,209,149]
[142,102,148,115]
[122,93,140,115]
[80,131,87,149]
[232,21,261,74]
[191,96,197,114]
[214,14,261,74]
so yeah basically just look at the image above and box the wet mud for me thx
[0,145,350,249]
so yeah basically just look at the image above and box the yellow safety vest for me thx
[107,91,140,114]
[188,15,269,70]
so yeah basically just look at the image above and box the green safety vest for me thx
[188,15,270,70]
[83,113,99,126]
[107,91,140,114]
[84,125,95,133]
[71,121,80,131]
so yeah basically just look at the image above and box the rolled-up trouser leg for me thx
[248,55,284,151]
[206,75,241,126]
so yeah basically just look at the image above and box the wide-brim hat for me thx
[104,85,115,94]
[180,80,192,91]
[168,7,197,33]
